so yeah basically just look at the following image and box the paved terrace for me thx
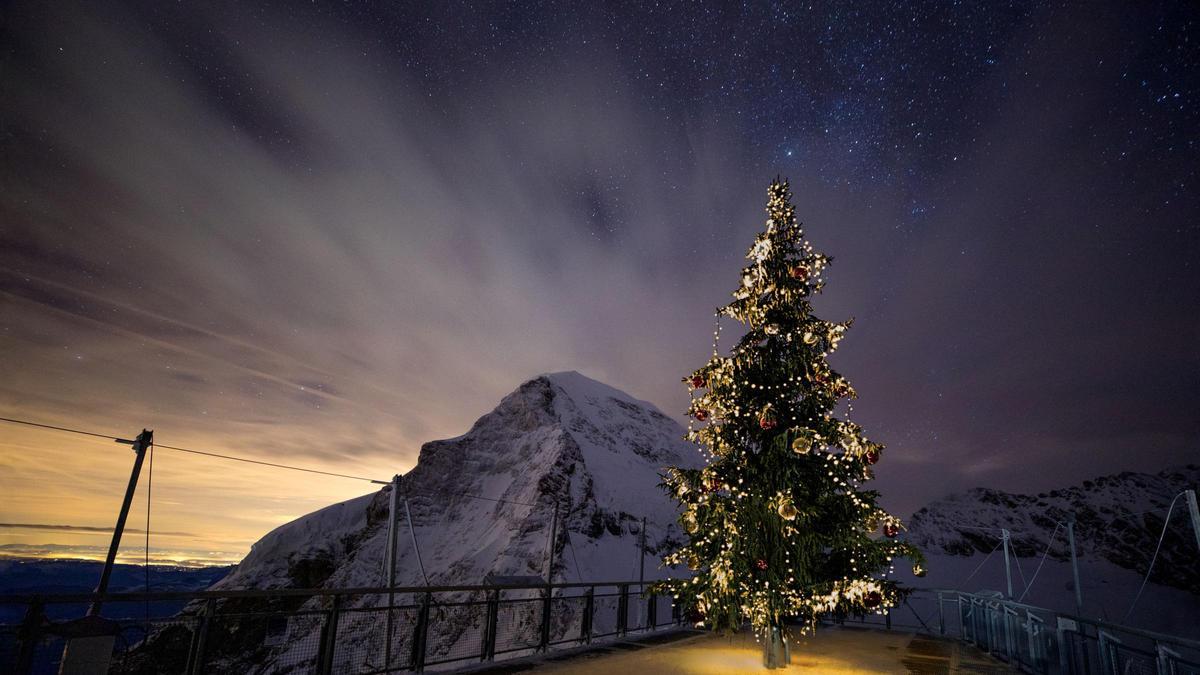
[467,625,1016,674]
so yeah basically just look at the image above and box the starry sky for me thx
[1,1,1197,565]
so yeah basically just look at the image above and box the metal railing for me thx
[0,580,685,674]
[839,589,1200,675]
[7,583,1198,674]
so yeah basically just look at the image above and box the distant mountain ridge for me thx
[906,464,1200,594]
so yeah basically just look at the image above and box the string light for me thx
[659,179,924,638]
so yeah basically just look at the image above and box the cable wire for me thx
[1018,521,1061,602]
[564,526,583,583]
[0,416,121,441]
[0,415,384,483]
[1123,491,1185,622]
[154,442,383,483]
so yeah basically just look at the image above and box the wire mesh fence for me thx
[898,589,1200,675]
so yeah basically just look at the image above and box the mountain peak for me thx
[216,371,699,597]
[536,370,657,409]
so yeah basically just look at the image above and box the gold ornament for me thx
[913,563,926,578]
[778,501,798,521]
[683,512,698,534]
[791,428,816,454]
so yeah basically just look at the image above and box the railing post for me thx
[318,594,341,675]
[885,609,892,631]
[937,592,945,636]
[1098,630,1120,675]
[411,592,430,672]
[14,597,44,675]
[539,586,552,652]
[647,593,657,631]
[616,584,629,636]
[1157,642,1179,675]
[582,587,594,644]
[1025,610,1038,671]
[1054,614,1073,675]
[186,597,216,675]
[482,589,498,662]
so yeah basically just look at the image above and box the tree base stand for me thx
[762,625,790,669]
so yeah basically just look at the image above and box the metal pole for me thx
[637,517,646,629]
[544,500,559,585]
[1066,519,1083,615]
[1185,490,1200,553]
[404,496,429,585]
[638,517,647,590]
[90,429,152,616]
[1001,529,1013,599]
[1070,516,1089,612]
[383,476,399,670]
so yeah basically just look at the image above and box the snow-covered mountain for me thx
[193,371,702,672]
[893,465,1200,637]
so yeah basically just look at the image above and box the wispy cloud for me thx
[0,523,197,537]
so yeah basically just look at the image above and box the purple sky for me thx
[1,1,1197,561]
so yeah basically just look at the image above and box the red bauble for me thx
[694,409,709,422]
[690,374,706,389]
[755,559,768,571]
[865,448,880,465]
[883,523,900,538]
[705,475,721,493]
[864,591,882,608]
[813,371,829,384]
[759,415,778,431]
[789,265,809,282]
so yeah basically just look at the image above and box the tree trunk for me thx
[762,624,790,669]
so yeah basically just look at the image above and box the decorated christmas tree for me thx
[658,179,924,666]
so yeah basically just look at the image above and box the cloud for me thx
[0,523,197,537]
[1,0,1195,558]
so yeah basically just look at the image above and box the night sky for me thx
[2,1,1197,564]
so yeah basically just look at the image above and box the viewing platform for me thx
[469,625,1016,674]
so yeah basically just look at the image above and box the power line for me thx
[0,415,539,505]
[0,416,122,442]
[154,442,384,483]
[0,415,384,483]
[404,487,537,508]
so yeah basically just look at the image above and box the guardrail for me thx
[6,583,1197,674]
[838,588,1200,675]
[0,580,685,674]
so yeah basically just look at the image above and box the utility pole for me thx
[1066,519,1083,615]
[1001,529,1013,599]
[1185,490,1200,554]
[383,475,400,670]
[638,516,647,592]
[544,500,560,585]
[637,517,647,629]
[89,429,152,616]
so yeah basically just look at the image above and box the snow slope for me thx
[197,371,701,672]
[895,465,1200,638]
